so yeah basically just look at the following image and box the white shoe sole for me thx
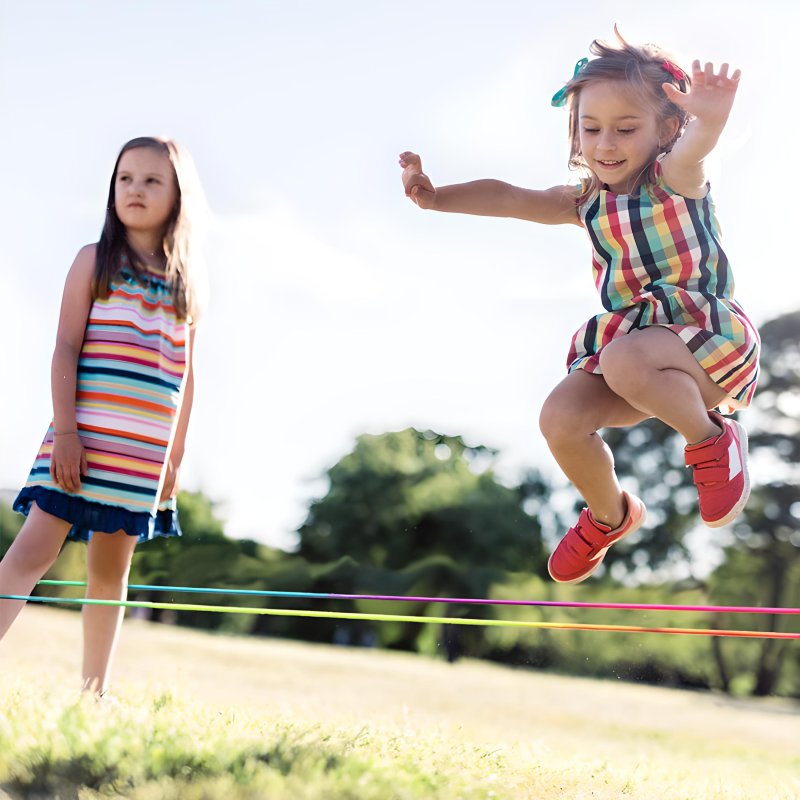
[547,496,647,584]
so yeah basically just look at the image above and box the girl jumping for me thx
[399,30,759,584]
[0,136,204,692]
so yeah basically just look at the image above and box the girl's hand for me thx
[160,457,180,502]
[399,151,436,209]
[662,60,741,126]
[50,432,88,494]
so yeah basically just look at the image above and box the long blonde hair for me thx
[560,30,691,204]
[94,136,205,322]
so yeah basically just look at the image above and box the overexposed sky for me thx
[0,1,794,549]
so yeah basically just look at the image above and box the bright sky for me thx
[0,1,794,550]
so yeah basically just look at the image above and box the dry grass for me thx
[2,605,799,799]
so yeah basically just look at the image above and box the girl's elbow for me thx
[51,341,80,368]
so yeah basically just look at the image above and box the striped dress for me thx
[14,263,189,542]
[568,163,759,410]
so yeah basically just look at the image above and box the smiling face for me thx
[577,80,669,194]
[114,146,178,235]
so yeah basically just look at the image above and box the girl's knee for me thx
[88,556,132,585]
[539,394,565,441]
[86,565,131,596]
[539,393,593,444]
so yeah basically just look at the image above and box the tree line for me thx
[1,311,798,697]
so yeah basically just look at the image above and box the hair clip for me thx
[551,58,589,107]
[662,60,686,83]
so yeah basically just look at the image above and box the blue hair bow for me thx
[551,58,588,108]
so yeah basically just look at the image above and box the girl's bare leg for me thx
[81,530,137,695]
[0,504,70,639]
[539,370,649,528]
[598,327,726,444]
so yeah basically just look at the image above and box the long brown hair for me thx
[94,136,204,322]
[560,30,691,204]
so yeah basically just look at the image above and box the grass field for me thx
[1,606,798,799]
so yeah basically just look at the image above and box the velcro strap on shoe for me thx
[684,441,725,467]
[577,523,619,550]
[563,532,596,559]
[691,465,729,484]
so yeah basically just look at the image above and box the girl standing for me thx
[0,136,204,692]
[400,31,759,584]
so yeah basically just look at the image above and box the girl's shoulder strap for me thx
[576,178,600,217]
[652,159,663,179]
[652,158,672,190]
[642,157,676,197]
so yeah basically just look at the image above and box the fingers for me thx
[66,463,81,494]
[52,459,81,493]
[50,437,87,493]
[692,59,741,87]
[399,151,435,208]
[399,151,425,180]
[51,460,67,491]
[160,470,178,501]
[399,151,422,170]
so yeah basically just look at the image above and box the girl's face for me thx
[577,80,667,194]
[114,147,178,235]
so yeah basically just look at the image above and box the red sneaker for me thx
[547,493,646,584]
[685,412,750,528]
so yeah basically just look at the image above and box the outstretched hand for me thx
[399,151,436,209]
[662,60,741,126]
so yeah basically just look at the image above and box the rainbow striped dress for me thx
[568,164,759,409]
[14,263,189,542]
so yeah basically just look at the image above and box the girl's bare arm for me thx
[400,152,580,226]
[50,245,95,492]
[661,61,741,198]
[160,325,196,500]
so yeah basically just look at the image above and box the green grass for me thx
[1,606,798,799]
[2,682,798,800]
[0,686,513,799]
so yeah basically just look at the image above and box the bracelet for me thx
[54,431,79,436]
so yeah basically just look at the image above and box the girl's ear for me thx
[659,116,681,149]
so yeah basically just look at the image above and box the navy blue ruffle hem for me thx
[13,486,181,544]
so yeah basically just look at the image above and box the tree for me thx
[591,311,800,695]
[295,428,549,654]
[707,311,800,696]
[298,428,545,575]
[128,490,280,631]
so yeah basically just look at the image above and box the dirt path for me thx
[3,606,798,767]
